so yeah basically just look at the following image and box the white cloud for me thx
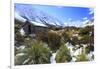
[82,17,94,27]
[68,18,72,21]
[83,17,88,20]
[82,19,89,24]
[89,8,94,15]
[82,16,91,25]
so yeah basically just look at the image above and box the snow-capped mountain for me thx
[15,4,63,28]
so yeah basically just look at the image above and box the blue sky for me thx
[15,3,94,27]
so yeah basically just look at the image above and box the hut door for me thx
[28,24,31,34]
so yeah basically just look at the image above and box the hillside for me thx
[14,19,94,65]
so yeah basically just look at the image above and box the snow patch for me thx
[50,53,57,63]
[20,28,25,36]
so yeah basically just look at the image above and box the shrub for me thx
[23,37,35,47]
[80,35,94,45]
[55,43,72,63]
[75,52,89,62]
[36,30,62,52]
[61,31,71,43]
[15,19,25,46]
[15,30,25,46]
[79,26,92,36]
[85,45,94,54]
[70,36,80,46]
[15,19,23,33]
[15,40,52,65]
[36,32,48,43]
[47,30,62,52]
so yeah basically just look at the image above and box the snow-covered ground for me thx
[87,51,94,61]
[20,28,25,36]
[65,42,74,56]
[50,53,57,63]
[65,43,94,61]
